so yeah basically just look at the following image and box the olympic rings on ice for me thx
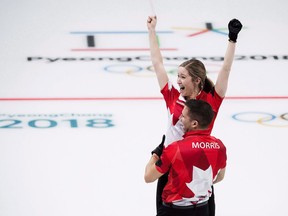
[103,63,219,77]
[232,112,288,127]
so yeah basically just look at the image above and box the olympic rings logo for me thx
[103,63,220,77]
[104,64,177,77]
[232,112,288,127]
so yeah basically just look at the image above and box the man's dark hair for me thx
[184,99,214,129]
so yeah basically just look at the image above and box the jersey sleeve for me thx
[160,81,180,113]
[217,139,227,169]
[199,88,224,133]
[155,143,178,174]
[207,87,223,113]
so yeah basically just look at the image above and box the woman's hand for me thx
[147,16,157,31]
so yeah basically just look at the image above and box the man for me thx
[144,99,227,216]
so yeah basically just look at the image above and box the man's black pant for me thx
[157,202,209,216]
[156,173,215,216]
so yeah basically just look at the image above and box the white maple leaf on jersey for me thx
[165,112,184,146]
[186,166,213,198]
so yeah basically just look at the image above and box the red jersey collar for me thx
[196,90,204,100]
[183,129,211,138]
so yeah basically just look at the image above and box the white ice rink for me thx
[1,0,288,216]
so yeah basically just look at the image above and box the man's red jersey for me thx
[155,130,227,205]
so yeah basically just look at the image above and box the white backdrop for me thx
[1,0,288,216]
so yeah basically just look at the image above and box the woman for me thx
[147,16,242,216]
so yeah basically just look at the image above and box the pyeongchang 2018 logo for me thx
[27,22,288,64]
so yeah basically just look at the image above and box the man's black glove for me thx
[151,135,165,157]
[228,19,242,43]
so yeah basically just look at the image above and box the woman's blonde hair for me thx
[180,59,214,93]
